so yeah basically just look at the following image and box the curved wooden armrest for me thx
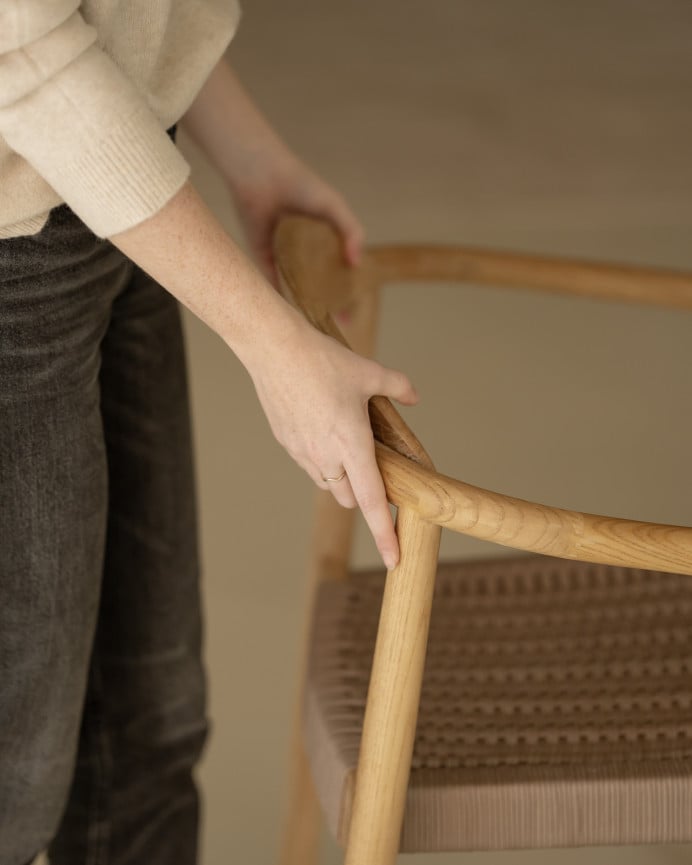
[376,443,692,576]
[273,215,692,575]
[370,244,692,310]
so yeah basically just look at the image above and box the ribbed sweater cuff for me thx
[0,38,192,238]
[60,106,191,237]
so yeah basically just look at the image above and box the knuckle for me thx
[307,438,330,463]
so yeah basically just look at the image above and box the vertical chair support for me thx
[279,493,360,865]
[278,735,322,865]
[279,287,381,865]
[344,507,442,865]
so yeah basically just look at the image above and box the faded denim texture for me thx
[0,204,208,865]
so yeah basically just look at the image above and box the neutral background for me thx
[179,1,692,863]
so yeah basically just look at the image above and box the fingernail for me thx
[349,243,361,266]
[384,553,398,571]
[335,309,352,326]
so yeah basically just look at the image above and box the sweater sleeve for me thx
[0,2,191,237]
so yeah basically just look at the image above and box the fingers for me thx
[343,435,400,571]
[301,363,416,571]
[304,443,397,571]
[303,462,358,509]
[303,454,398,571]
[323,473,358,510]
[315,192,365,268]
[341,218,365,268]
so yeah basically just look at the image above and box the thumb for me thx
[317,194,365,267]
[379,367,419,406]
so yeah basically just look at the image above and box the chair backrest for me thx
[275,214,692,578]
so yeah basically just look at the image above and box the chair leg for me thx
[344,507,441,865]
[279,491,356,865]
[278,719,322,865]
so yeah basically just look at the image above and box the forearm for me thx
[110,180,303,369]
[181,57,296,195]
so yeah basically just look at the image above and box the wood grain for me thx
[370,244,692,310]
[376,443,692,576]
[344,506,441,865]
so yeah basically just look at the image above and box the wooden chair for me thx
[273,215,692,865]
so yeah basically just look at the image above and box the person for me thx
[0,1,417,862]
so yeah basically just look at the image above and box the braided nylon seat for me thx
[305,555,692,851]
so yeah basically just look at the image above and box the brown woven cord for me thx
[304,555,692,851]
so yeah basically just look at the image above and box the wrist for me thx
[224,144,299,204]
[183,57,300,200]
[112,181,303,370]
[232,295,312,380]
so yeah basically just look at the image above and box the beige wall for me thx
[179,2,692,862]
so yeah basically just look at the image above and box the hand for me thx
[183,59,364,282]
[248,313,418,570]
[230,151,409,567]
[230,151,364,285]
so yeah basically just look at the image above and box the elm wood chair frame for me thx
[273,215,692,865]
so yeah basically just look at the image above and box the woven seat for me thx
[306,556,692,851]
[274,216,692,865]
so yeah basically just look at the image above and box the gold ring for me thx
[322,469,347,483]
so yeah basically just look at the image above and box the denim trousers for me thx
[0,204,208,864]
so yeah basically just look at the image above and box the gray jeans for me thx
[0,204,208,864]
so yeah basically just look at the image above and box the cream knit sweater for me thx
[0,0,241,239]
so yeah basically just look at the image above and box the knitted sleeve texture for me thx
[0,0,191,237]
